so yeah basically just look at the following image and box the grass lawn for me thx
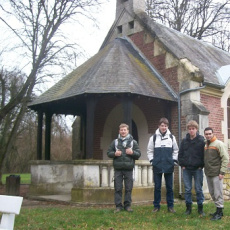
[15,201,230,229]
[1,173,31,184]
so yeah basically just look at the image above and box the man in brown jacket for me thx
[204,127,229,220]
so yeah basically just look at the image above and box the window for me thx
[117,25,122,34]
[129,21,134,29]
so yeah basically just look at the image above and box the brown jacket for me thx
[204,136,229,177]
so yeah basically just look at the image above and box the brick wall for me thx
[201,93,224,141]
[93,96,178,159]
[129,31,179,93]
[94,96,120,159]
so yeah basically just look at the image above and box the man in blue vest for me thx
[147,117,179,213]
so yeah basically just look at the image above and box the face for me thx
[159,123,168,134]
[119,127,129,138]
[204,130,214,141]
[188,126,197,138]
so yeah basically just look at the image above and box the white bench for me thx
[0,195,23,230]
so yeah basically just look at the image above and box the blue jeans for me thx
[182,168,204,205]
[153,173,174,209]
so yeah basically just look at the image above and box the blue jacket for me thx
[147,129,179,173]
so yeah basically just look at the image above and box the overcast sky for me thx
[75,0,116,65]
[0,0,116,70]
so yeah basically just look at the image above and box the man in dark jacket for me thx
[107,123,141,213]
[178,120,205,216]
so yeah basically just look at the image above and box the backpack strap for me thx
[115,138,133,150]
[115,139,118,150]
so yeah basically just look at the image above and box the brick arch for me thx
[101,103,150,160]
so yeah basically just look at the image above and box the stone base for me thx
[29,183,72,196]
[71,186,154,204]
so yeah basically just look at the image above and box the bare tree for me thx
[146,0,230,50]
[0,0,105,179]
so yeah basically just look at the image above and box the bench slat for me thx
[0,195,23,215]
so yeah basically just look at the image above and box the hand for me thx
[219,174,224,180]
[126,148,133,155]
[115,150,122,156]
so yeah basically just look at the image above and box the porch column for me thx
[37,111,43,160]
[86,96,97,159]
[45,112,52,160]
[121,97,133,132]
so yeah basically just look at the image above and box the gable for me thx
[101,9,230,88]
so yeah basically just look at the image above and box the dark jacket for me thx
[178,133,205,170]
[107,135,141,170]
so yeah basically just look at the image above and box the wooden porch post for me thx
[37,111,43,160]
[45,112,52,160]
[86,96,97,159]
[121,97,133,133]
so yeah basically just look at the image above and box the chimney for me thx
[116,0,145,20]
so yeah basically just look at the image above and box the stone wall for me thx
[223,172,230,200]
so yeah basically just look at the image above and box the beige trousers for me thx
[206,175,224,208]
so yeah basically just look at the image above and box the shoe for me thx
[114,207,122,213]
[152,207,160,213]
[198,204,205,216]
[210,208,223,221]
[168,207,176,213]
[210,208,223,217]
[125,207,133,212]
[185,204,192,215]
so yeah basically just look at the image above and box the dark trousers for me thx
[114,170,133,208]
[153,172,174,209]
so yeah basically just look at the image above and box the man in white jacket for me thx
[147,117,179,213]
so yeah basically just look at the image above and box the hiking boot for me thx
[114,207,122,213]
[152,207,160,213]
[198,204,205,216]
[210,208,223,217]
[125,207,133,212]
[210,208,223,221]
[168,207,176,213]
[185,203,192,215]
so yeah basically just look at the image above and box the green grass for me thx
[14,201,230,230]
[1,173,31,184]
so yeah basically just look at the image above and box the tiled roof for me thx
[137,12,230,87]
[28,37,177,108]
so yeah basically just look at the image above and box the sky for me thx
[71,0,116,65]
[0,0,116,73]
[0,0,117,127]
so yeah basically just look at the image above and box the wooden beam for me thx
[45,112,52,160]
[36,111,43,160]
[85,96,97,159]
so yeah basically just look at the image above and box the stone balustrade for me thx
[72,160,153,188]
[29,160,155,203]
